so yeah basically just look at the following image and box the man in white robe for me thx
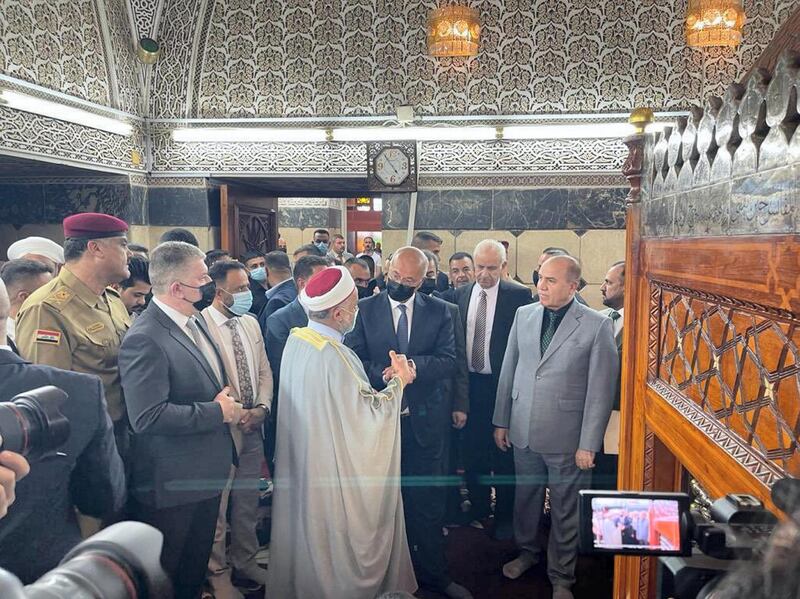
[268,266,418,599]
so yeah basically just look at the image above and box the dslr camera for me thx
[0,385,70,460]
[579,479,799,599]
[0,521,171,598]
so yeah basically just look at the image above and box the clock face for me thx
[375,147,410,187]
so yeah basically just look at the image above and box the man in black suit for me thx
[241,250,269,316]
[454,240,532,528]
[532,248,588,306]
[257,250,297,328]
[412,231,450,292]
[434,251,475,304]
[0,278,125,583]
[263,255,328,468]
[119,241,239,599]
[0,259,53,354]
[347,247,471,599]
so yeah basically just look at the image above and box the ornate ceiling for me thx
[1,0,796,119]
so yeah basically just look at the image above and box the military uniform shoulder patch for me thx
[86,322,106,334]
[35,329,62,345]
[44,287,74,310]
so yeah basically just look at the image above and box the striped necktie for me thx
[471,290,487,371]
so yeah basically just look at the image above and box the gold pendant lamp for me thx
[686,0,746,47]
[427,5,481,57]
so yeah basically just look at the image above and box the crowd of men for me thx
[0,215,628,599]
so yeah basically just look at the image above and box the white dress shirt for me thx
[6,318,15,344]
[466,281,499,374]
[207,306,258,393]
[388,294,415,342]
[308,319,344,343]
[152,297,192,338]
[612,307,624,338]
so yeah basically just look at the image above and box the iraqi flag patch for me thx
[35,329,62,345]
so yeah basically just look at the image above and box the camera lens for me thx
[23,550,138,599]
[0,386,70,461]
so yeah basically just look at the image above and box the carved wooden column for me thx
[614,107,652,599]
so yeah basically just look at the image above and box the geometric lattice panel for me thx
[657,286,800,477]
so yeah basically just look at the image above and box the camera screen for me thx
[579,491,691,556]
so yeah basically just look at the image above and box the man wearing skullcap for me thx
[7,236,65,274]
[268,266,418,599]
[16,213,132,459]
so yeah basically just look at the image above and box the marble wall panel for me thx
[415,190,493,230]
[516,230,582,286]
[279,207,333,229]
[566,188,627,229]
[148,186,215,226]
[0,224,63,260]
[492,189,569,230]
[0,184,45,225]
[579,230,627,285]
[142,226,220,252]
[382,193,410,230]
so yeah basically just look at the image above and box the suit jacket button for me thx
[535,375,541,380]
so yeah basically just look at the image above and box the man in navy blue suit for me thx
[347,246,471,599]
[262,255,328,468]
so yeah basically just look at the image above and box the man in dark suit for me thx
[595,261,625,490]
[412,231,450,292]
[119,241,239,599]
[453,240,532,529]
[257,250,297,328]
[347,247,471,599]
[263,255,328,468]
[0,278,125,583]
[241,250,269,316]
[532,248,588,306]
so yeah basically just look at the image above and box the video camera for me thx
[0,522,171,598]
[578,478,800,599]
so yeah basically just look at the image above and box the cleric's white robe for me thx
[267,323,417,599]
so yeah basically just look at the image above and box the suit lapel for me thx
[538,302,581,368]
[531,305,543,365]
[407,293,425,354]
[379,293,399,352]
[458,283,472,334]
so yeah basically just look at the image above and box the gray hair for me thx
[474,239,507,263]
[149,241,205,294]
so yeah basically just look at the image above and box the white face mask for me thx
[340,306,359,336]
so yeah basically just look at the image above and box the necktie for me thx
[226,319,254,408]
[540,311,557,356]
[187,316,223,385]
[396,304,409,354]
[609,310,621,321]
[471,290,487,371]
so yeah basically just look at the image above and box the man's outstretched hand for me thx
[388,350,416,386]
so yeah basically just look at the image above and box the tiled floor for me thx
[240,524,613,599]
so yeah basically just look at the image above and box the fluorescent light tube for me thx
[503,122,667,139]
[172,127,328,143]
[0,89,133,136]
[332,126,497,142]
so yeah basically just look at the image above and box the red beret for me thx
[63,213,128,240]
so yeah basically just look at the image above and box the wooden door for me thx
[616,53,800,599]
[220,183,278,259]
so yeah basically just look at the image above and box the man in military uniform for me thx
[16,213,132,458]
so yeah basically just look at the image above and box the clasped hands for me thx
[382,350,416,386]
[214,386,265,432]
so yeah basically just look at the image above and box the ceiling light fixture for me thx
[171,127,329,143]
[332,126,497,142]
[427,5,481,57]
[686,0,746,47]
[0,89,133,136]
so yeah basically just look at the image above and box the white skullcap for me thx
[300,266,356,312]
[7,237,65,264]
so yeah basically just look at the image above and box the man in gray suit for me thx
[493,256,618,599]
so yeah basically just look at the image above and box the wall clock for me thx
[366,141,418,193]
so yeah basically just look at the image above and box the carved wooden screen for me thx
[220,184,278,258]
[616,51,800,599]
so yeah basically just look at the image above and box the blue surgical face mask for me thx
[223,289,253,316]
[315,241,328,252]
[250,266,267,282]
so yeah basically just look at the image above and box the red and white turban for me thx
[300,266,356,312]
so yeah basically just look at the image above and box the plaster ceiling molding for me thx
[0,105,146,174]
[278,198,339,208]
[0,0,112,107]
[129,0,164,40]
[418,173,628,189]
[99,0,144,113]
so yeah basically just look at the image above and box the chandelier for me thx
[685,0,746,47]
[427,5,480,57]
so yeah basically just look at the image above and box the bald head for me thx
[537,255,581,309]
[388,246,428,287]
